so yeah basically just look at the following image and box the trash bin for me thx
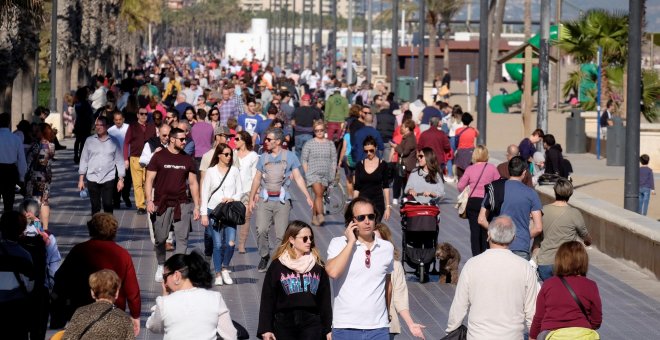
[565,111,586,153]
[606,117,625,166]
[396,77,418,102]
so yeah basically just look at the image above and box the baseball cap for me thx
[214,126,234,137]
[301,94,311,101]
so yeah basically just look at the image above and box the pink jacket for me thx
[457,162,501,198]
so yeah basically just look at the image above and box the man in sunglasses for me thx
[248,127,313,272]
[123,108,157,214]
[325,197,393,339]
[145,127,201,282]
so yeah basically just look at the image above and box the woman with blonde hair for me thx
[374,223,426,339]
[301,120,337,226]
[257,221,332,340]
[457,145,501,256]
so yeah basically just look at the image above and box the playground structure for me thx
[489,26,559,114]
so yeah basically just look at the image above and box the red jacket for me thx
[53,239,141,319]
[417,127,451,165]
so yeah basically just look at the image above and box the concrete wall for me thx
[536,185,660,280]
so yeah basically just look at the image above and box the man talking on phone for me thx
[325,197,393,339]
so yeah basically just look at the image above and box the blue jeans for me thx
[295,134,313,160]
[537,264,554,281]
[447,136,456,177]
[333,327,389,340]
[639,187,651,215]
[207,209,236,272]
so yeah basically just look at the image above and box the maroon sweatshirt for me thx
[53,239,141,319]
[530,275,602,338]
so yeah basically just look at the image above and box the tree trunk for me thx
[1,83,14,118]
[487,0,506,91]
[427,20,438,81]
[21,56,37,117]
[443,24,450,71]
[56,64,67,113]
[12,68,24,117]
[70,59,79,90]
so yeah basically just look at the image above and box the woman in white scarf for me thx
[257,221,332,340]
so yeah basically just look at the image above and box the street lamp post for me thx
[302,0,306,70]
[318,0,324,73]
[366,0,373,84]
[49,0,58,112]
[418,0,426,97]
[391,0,399,96]
[347,0,353,84]
[476,0,488,144]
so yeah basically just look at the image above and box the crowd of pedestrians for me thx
[0,48,610,340]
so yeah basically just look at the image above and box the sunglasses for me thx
[297,235,314,243]
[354,213,376,222]
[362,111,372,115]
[417,154,425,159]
[220,152,232,157]
[365,249,371,268]
[363,149,376,154]
[175,137,187,142]
[162,266,187,282]
[265,137,274,142]
[138,112,148,116]
[235,138,243,142]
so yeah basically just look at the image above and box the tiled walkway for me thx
[15,140,660,339]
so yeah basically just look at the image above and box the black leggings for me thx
[467,197,488,256]
[273,310,323,339]
[392,171,410,201]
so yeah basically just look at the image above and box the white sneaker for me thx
[221,270,233,285]
[214,275,224,286]
[445,176,455,183]
[392,199,398,206]
[155,265,164,283]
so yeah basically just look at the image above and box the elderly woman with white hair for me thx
[531,151,546,185]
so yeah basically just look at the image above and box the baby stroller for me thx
[400,199,440,283]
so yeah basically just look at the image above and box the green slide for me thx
[489,26,559,113]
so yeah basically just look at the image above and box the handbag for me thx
[396,158,406,177]
[440,324,467,340]
[217,320,250,340]
[211,201,246,226]
[439,84,450,97]
[455,163,487,219]
[207,165,245,226]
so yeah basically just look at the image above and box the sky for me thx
[412,0,660,33]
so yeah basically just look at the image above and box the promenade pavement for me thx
[13,139,660,339]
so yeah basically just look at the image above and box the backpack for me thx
[484,178,507,222]
[262,151,289,194]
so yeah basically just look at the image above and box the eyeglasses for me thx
[221,152,232,157]
[363,149,376,154]
[297,235,314,243]
[365,249,371,268]
[417,154,425,159]
[354,213,376,222]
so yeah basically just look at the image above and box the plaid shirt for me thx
[217,94,245,125]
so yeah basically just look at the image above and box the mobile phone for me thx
[353,227,359,237]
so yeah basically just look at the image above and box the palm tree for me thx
[438,0,465,70]
[558,9,628,112]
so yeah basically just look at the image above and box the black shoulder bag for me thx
[209,165,247,226]
[559,276,591,324]
[78,305,114,339]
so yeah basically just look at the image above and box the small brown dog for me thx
[436,242,461,284]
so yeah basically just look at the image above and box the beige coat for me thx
[388,260,409,334]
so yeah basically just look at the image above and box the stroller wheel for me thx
[418,265,429,283]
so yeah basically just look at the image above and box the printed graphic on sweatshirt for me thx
[280,272,320,295]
